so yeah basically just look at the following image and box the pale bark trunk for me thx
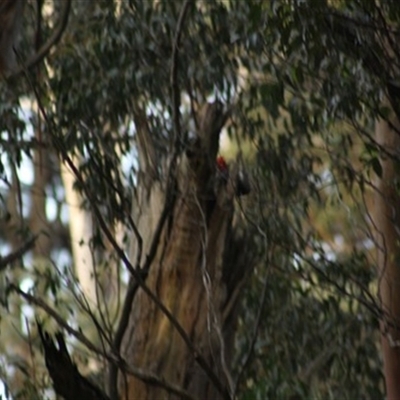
[374,117,400,400]
[3,129,52,393]
[60,157,96,304]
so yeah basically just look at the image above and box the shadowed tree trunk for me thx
[0,0,24,75]
[118,102,254,399]
[374,116,400,400]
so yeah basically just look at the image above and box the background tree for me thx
[1,0,400,399]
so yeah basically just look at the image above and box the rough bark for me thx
[374,117,400,400]
[118,102,252,400]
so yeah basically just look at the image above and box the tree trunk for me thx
[374,116,400,400]
[0,0,24,75]
[118,102,252,399]
[60,155,96,304]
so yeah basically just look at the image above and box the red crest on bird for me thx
[216,156,228,172]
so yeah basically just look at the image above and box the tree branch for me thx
[7,0,71,79]
[321,5,400,120]
[61,99,230,400]
[9,285,196,400]
[232,271,269,398]
[27,73,230,399]
[0,235,37,272]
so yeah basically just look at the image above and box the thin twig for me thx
[0,235,37,272]
[109,180,174,398]
[26,59,230,400]
[110,1,201,397]
[232,256,270,398]
[9,285,195,400]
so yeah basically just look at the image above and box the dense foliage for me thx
[2,0,399,398]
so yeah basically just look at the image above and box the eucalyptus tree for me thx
[1,1,399,399]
